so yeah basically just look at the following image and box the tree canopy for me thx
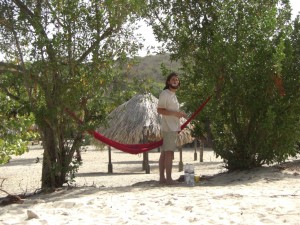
[146,0,300,170]
[0,0,147,190]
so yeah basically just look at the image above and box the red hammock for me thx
[66,95,212,154]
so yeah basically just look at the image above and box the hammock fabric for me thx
[66,95,212,154]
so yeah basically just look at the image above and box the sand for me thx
[0,144,299,225]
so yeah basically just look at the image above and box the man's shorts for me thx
[161,131,178,152]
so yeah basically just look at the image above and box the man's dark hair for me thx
[163,72,180,90]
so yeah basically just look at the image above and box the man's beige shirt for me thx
[157,89,180,132]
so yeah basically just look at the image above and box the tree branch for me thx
[45,0,65,28]
[34,0,42,17]
[12,0,56,61]
[76,26,115,64]
[0,83,21,102]
[0,62,23,75]
[12,0,35,18]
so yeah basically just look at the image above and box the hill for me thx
[125,54,181,82]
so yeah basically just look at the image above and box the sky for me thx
[138,0,300,56]
[290,0,300,19]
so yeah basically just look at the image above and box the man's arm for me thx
[157,108,187,119]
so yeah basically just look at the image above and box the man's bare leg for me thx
[165,151,177,185]
[159,152,166,183]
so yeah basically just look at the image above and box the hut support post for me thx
[142,128,150,174]
[143,152,150,174]
[194,139,197,161]
[108,146,113,173]
[199,140,204,162]
[178,146,183,172]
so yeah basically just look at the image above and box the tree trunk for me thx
[40,123,65,190]
[40,118,84,191]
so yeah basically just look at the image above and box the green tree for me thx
[282,15,300,153]
[147,0,300,170]
[0,0,145,190]
[0,91,37,164]
[0,58,39,163]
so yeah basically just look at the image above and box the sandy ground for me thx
[0,144,300,225]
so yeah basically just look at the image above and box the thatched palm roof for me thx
[98,93,193,146]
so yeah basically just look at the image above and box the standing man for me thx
[157,72,187,185]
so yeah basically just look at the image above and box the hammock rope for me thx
[66,95,212,154]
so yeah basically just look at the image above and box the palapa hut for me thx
[97,93,194,173]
